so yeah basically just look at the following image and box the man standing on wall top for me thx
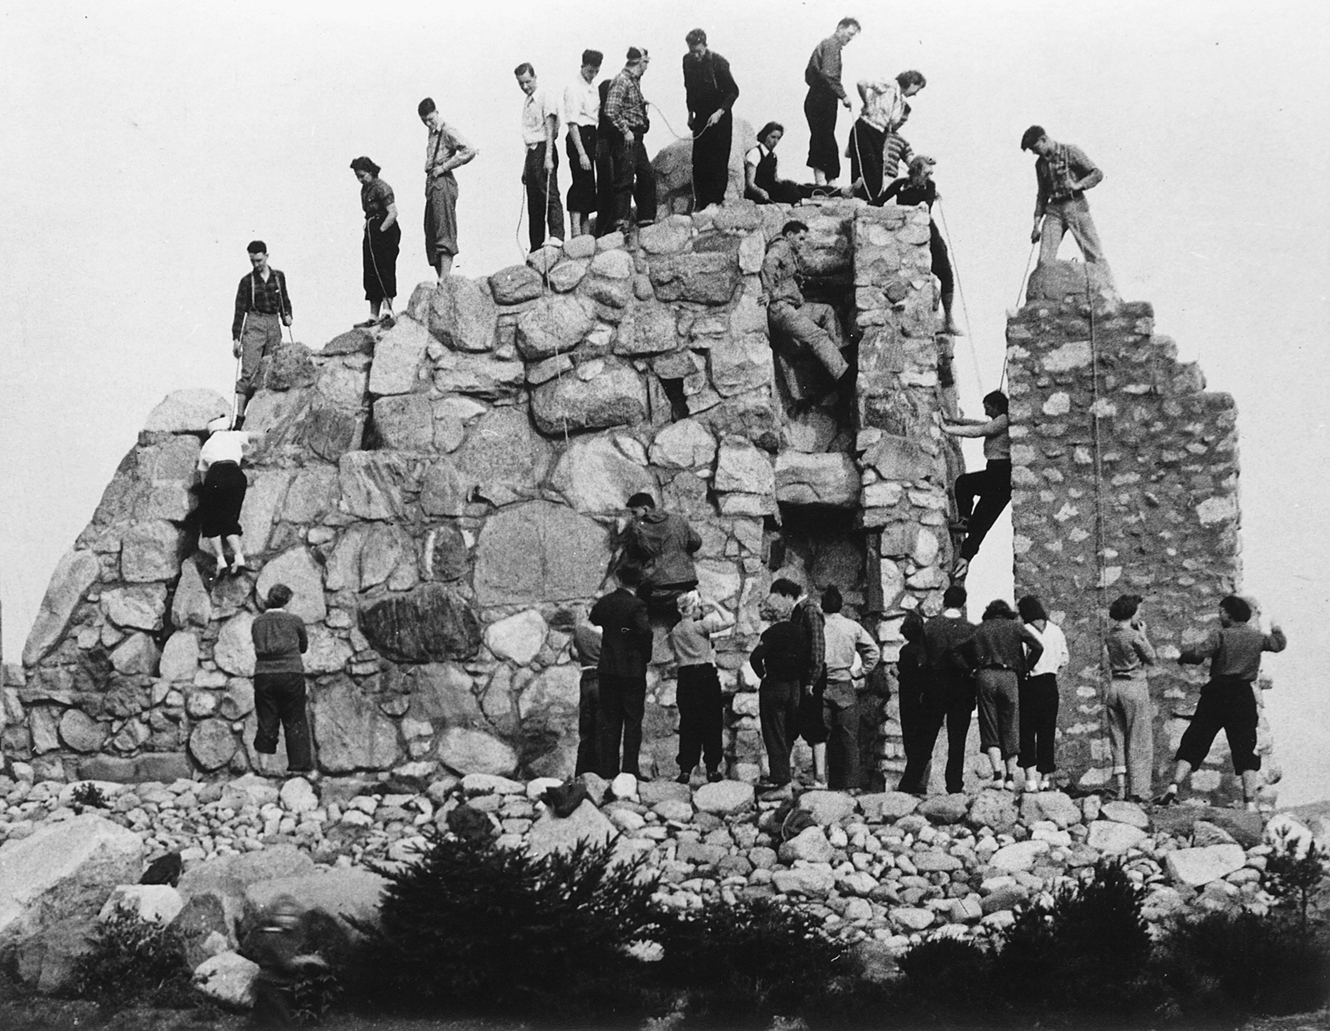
[564,49,604,240]
[683,28,740,211]
[1021,125,1107,266]
[419,97,478,280]
[231,240,291,428]
[605,47,657,233]
[803,17,860,186]
[515,62,565,253]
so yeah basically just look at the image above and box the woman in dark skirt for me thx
[197,416,251,575]
[883,155,961,336]
[351,156,400,326]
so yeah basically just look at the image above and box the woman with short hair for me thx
[1016,595,1068,791]
[350,156,400,326]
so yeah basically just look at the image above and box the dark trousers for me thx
[362,221,400,303]
[955,460,1013,561]
[523,143,565,251]
[929,222,954,309]
[1018,673,1059,772]
[610,134,657,229]
[676,664,723,774]
[759,679,802,785]
[897,684,931,789]
[804,88,841,179]
[899,685,974,794]
[847,118,886,200]
[565,125,598,214]
[594,134,617,236]
[253,671,313,771]
[691,110,732,208]
[823,695,859,789]
[1175,675,1261,774]
[200,461,247,539]
[598,673,647,777]
[575,670,600,776]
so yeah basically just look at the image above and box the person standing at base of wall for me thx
[960,599,1042,791]
[670,590,735,784]
[564,49,604,240]
[1158,594,1286,811]
[803,17,859,186]
[820,585,880,790]
[571,612,603,777]
[1016,594,1068,792]
[750,590,807,798]
[590,564,653,779]
[623,492,702,621]
[251,584,314,775]
[1103,593,1156,803]
[682,27,739,211]
[899,585,976,794]
[768,577,827,786]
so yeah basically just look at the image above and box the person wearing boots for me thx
[230,241,291,427]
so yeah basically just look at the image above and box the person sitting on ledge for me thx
[744,122,820,204]
[1021,124,1106,266]
[1157,595,1286,811]
[623,492,702,620]
[762,220,853,406]
[942,390,1011,580]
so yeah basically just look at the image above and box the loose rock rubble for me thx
[2,756,1314,1004]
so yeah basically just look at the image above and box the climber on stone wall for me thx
[197,415,254,577]
[230,241,291,428]
[682,28,740,211]
[670,590,734,785]
[1158,595,1286,811]
[1021,125,1106,266]
[803,17,860,187]
[419,97,478,280]
[514,62,565,253]
[941,390,1011,580]
[563,49,604,240]
[848,70,924,202]
[761,220,853,407]
[882,154,962,336]
[622,492,702,620]
[819,585,880,790]
[604,47,656,234]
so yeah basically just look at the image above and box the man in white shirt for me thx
[562,50,603,239]
[515,62,564,252]
[820,586,881,789]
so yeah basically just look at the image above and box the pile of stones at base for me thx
[1,759,1298,952]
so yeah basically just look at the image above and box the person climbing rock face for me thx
[942,390,1011,580]
[622,492,701,620]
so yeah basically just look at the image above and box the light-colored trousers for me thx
[1040,195,1105,264]
[1104,677,1154,798]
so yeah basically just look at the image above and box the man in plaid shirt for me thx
[1021,125,1107,266]
[230,240,292,426]
[604,47,656,233]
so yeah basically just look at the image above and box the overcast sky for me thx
[1,0,1326,802]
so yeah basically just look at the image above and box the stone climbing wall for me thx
[1007,260,1274,805]
[12,197,954,789]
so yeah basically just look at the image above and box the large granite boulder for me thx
[473,501,610,606]
[140,388,230,436]
[23,549,101,666]
[358,584,482,663]
[529,358,647,435]
[516,294,594,360]
[775,452,860,507]
[549,435,657,514]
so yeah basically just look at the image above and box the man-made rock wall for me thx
[12,199,960,788]
[1007,261,1273,805]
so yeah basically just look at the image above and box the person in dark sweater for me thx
[883,155,960,336]
[570,611,603,777]
[750,590,808,794]
[623,492,702,620]
[589,564,653,779]
[894,609,929,791]
[1159,595,1287,809]
[899,585,976,794]
[960,599,1043,790]
[250,584,313,774]
[744,122,819,205]
[682,28,739,210]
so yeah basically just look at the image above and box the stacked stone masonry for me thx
[10,199,968,791]
[1007,261,1271,806]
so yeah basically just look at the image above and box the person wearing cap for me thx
[623,492,702,619]
[419,97,478,280]
[564,49,604,239]
[682,28,740,210]
[251,583,314,775]
[196,416,254,576]
[1021,125,1106,265]
[350,156,399,327]
[883,154,961,336]
[604,47,656,233]
[803,17,860,186]
[230,240,291,427]
[515,62,565,253]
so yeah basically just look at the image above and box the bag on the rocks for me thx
[541,780,590,818]
[140,851,183,886]
[446,802,494,843]
[772,799,816,842]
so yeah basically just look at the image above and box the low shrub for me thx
[345,830,664,1021]
[68,909,196,1011]
[895,936,991,1016]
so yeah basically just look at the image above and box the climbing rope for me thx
[935,199,985,396]
[998,243,1038,392]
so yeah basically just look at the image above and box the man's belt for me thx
[1049,190,1085,204]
